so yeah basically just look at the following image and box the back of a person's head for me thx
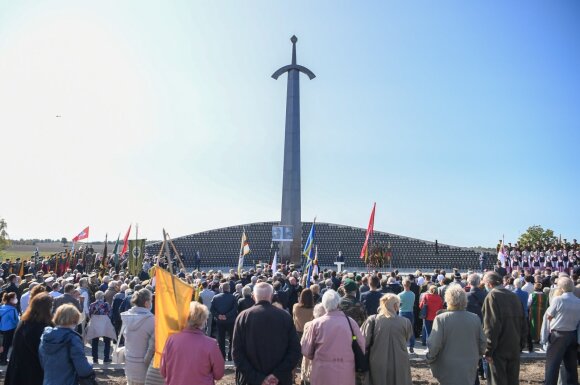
[379,293,400,318]
[187,301,209,330]
[22,292,53,325]
[64,283,75,294]
[557,277,574,293]
[467,273,480,288]
[253,282,273,303]
[298,288,314,308]
[445,285,467,310]
[321,289,340,312]
[2,291,16,304]
[131,288,152,308]
[53,304,80,327]
[484,272,502,287]
[370,276,380,289]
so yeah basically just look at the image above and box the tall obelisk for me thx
[272,36,315,264]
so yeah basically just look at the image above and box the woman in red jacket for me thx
[419,285,444,345]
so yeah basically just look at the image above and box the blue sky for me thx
[1,1,578,246]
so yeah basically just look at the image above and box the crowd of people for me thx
[0,251,578,385]
[496,239,580,275]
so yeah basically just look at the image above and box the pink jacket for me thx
[160,328,225,385]
[301,310,365,385]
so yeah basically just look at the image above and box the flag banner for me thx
[128,239,146,276]
[302,220,316,288]
[153,267,194,368]
[272,251,278,273]
[238,230,250,275]
[102,234,108,269]
[360,203,376,261]
[72,226,90,242]
[112,234,120,271]
[120,224,132,257]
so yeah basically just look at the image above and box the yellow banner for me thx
[153,267,194,368]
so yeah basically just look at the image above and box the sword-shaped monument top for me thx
[272,35,316,81]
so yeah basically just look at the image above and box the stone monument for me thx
[272,36,315,263]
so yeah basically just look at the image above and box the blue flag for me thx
[302,220,316,288]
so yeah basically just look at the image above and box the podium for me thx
[334,261,344,272]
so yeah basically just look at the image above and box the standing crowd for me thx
[0,252,578,385]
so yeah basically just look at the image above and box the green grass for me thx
[0,250,53,260]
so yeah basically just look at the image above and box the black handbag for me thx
[344,313,369,373]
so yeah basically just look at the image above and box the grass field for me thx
[0,250,51,259]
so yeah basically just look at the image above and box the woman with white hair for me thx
[161,302,224,385]
[300,290,365,385]
[427,285,486,385]
[362,293,413,385]
[85,290,117,364]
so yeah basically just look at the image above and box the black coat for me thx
[5,320,50,385]
[232,301,301,385]
[237,296,255,313]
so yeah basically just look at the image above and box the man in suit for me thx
[210,282,238,360]
[232,282,301,385]
[52,283,82,313]
[482,272,527,385]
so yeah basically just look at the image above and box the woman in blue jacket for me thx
[0,292,20,365]
[39,304,95,385]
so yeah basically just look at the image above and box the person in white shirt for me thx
[49,282,63,298]
[19,282,39,313]
[78,278,91,317]
[522,275,535,294]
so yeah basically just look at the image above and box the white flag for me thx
[272,251,278,273]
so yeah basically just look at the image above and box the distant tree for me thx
[518,225,557,247]
[61,237,68,246]
[0,218,10,251]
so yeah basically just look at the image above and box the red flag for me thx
[360,203,376,260]
[72,226,90,242]
[120,224,132,256]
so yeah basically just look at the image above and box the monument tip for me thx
[290,35,297,44]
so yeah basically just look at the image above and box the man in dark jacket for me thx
[52,283,82,313]
[283,277,301,315]
[210,282,238,361]
[232,282,301,385]
[360,275,382,316]
[466,274,487,320]
[482,272,527,385]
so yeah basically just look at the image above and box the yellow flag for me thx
[153,267,194,368]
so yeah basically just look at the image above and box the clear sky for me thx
[1,1,578,247]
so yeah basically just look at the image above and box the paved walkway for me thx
[85,340,546,372]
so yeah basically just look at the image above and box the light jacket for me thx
[121,306,155,383]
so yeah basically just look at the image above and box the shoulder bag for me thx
[344,313,369,373]
[112,324,126,364]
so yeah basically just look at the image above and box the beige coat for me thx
[361,314,412,385]
[427,310,486,385]
[121,306,155,383]
[84,314,117,342]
